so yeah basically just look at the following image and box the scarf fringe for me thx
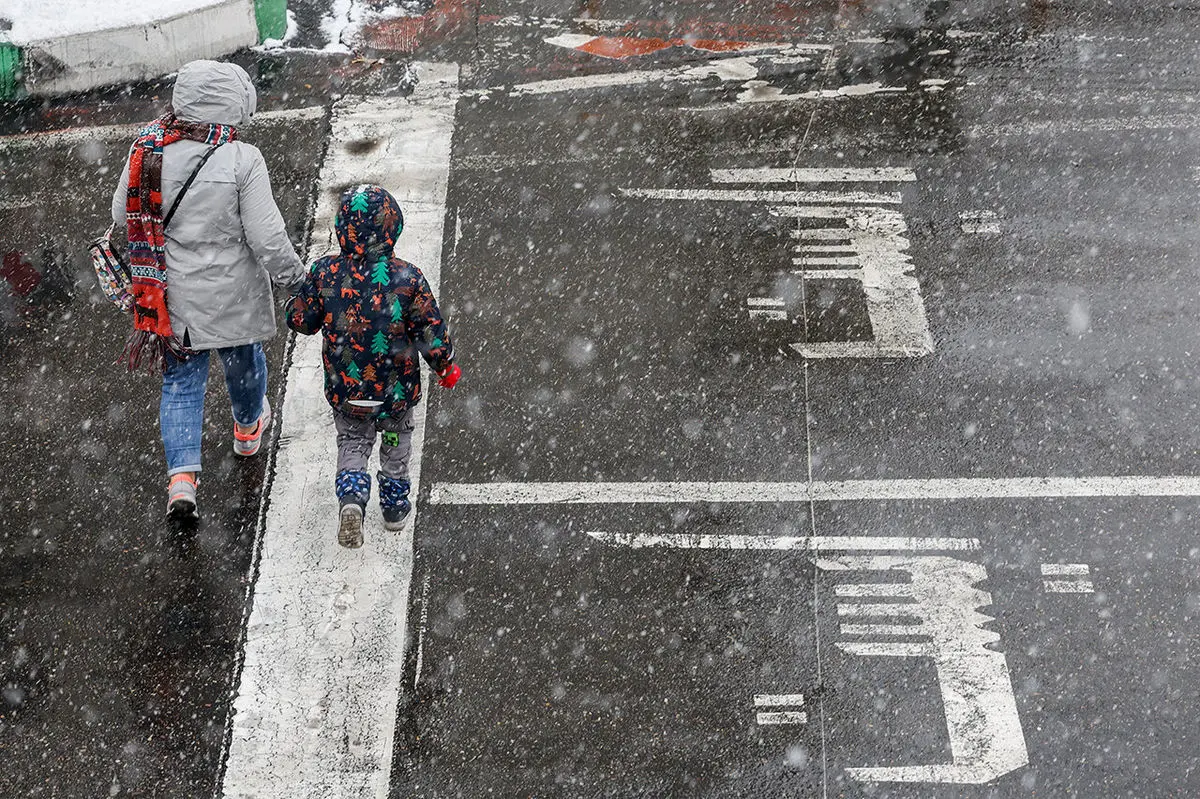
[122,329,191,374]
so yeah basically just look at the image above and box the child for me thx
[287,185,460,548]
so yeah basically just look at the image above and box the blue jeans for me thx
[161,344,267,475]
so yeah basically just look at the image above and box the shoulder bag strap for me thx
[163,143,223,229]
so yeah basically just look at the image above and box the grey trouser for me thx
[333,407,415,480]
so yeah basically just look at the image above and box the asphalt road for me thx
[2,1,1198,797]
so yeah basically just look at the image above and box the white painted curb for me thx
[18,0,258,96]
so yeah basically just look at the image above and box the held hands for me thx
[437,363,462,389]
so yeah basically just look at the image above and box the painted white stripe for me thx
[220,63,458,799]
[1040,563,1090,576]
[747,297,785,308]
[488,45,829,98]
[619,187,902,205]
[839,623,926,637]
[972,113,1200,138]
[794,257,860,267]
[772,205,890,218]
[431,475,1200,504]
[756,711,808,725]
[1043,580,1095,594]
[835,583,909,597]
[795,229,851,240]
[797,244,856,252]
[748,309,789,320]
[960,210,1000,234]
[799,269,864,280]
[836,603,919,617]
[753,694,806,707]
[0,105,326,152]
[502,55,760,97]
[586,532,981,552]
[712,167,917,184]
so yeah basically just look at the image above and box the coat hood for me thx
[171,60,257,127]
[335,185,405,260]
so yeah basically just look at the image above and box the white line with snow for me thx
[587,532,981,552]
[619,187,902,205]
[712,167,916,183]
[431,475,1200,504]
[1040,563,1090,576]
[221,63,458,799]
[757,711,809,725]
[754,694,806,707]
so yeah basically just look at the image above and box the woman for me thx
[111,60,304,519]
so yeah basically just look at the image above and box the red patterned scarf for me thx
[123,113,237,372]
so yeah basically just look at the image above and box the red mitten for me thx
[437,363,461,388]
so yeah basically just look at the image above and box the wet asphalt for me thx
[3,0,1200,797]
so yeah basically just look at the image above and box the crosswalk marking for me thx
[220,63,459,799]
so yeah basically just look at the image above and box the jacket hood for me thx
[335,185,405,260]
[171,61,257,127]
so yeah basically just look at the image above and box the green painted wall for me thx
[0,43,21,102]
[255,0,288,42]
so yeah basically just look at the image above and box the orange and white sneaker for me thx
[233,397,271,457]
[167,473,199,519]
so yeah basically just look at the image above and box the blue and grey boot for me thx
[378,473,411,532]
[335,469,371,548]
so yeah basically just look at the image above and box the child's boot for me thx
[335,469,371,548]
[378,473,411,531]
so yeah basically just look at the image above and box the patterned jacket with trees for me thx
[286,185,454,419]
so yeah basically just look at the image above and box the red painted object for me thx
[1,251,41,298]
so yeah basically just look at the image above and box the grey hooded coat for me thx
[110,60,304,350]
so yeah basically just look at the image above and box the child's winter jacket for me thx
[286,185,454,419]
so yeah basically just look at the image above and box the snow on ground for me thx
[316,0,422,53]
[0,0,240,45]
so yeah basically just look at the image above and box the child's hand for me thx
[437,363,461,388]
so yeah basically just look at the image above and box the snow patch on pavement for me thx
[0,0,232,44]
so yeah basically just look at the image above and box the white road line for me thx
[960,210,1000,234]
[712,167,916,183]
[1040,563,1090,576]
[220,63,458,799]
[747,296,787,321]
[757,711,809,725]
[754,694,806,707]
[430,475,1200,504]
[748,309,789,320]
[0,105,326,152]
[619,187,902,205]
[970,113,1200,138]
[1043,579,1095,594]
[586,532,981,552]
[488,46,826,97]
[837,603,918,617]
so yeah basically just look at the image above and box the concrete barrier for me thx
[1,0,287,100]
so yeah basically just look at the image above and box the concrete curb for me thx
[0,0,287,100]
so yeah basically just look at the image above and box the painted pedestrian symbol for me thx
[621,166,934,358]
[591,533,1030,785]
[820,555,1029,783]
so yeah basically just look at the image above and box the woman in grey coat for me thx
[111,60,305,519]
